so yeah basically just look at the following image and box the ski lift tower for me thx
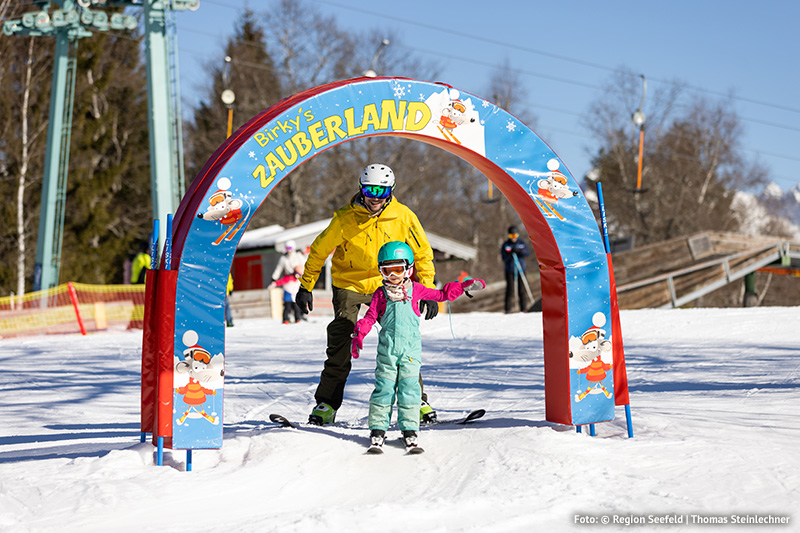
[3,0,197,293]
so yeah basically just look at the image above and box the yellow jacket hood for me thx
[299,196,435,294]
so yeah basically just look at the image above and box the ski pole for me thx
[512,253,534,302]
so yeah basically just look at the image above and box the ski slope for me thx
[0,308,797,532]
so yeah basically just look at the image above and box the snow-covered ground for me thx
[1,308,798,532]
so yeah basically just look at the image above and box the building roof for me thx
[238,218,477,261]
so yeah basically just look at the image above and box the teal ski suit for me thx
[352,279,484,432]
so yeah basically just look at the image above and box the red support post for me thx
[67,282,87,336]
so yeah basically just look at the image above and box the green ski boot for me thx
[420,400,437,425]
[308,402,336,425]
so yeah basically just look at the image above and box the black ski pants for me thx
[505,270,528,313]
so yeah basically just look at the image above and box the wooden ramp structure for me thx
[613,232,800,309]
[452,232,800,312]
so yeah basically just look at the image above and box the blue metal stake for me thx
[625,405,634,438]
[596,182,635,440]
[157,436,164,466]
[589,424,596,437]
[140,433,146,443]
[186,450,192,472]
[150,219,160,269]
[576,425,582,434]
[164,214,173,269]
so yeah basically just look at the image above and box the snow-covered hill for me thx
[1,309,798,532]
[733,185,800,239]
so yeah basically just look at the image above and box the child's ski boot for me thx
[402,430,425,454]
[420,400,437,425]
[308,402,336,426]
[367,429,385,454]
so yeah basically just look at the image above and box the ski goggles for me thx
[187,349,211,364]
[508,233,519,239]
[581,329,604,344]
[379,263,409,276]
[361,184,392,199]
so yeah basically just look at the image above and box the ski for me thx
[406,444,425,455]
[269,413,298,429]
[366,444,384,455]
[423,408,485,426]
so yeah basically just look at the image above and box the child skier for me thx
[350,241,485,454]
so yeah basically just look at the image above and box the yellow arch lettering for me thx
[344,107,362,136]
[308,121,329,149]
[264,152,285,180]
[291,131,313,157]
[254,132,270,147]
[323,114,347,143]
[405,101,431,131]
[380,100,407,130]
[252,164,274,188]
[360,103,380,132]
[275,139,299,166]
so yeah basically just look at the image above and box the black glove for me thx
[419,299,439,320]
[296,287,313,314]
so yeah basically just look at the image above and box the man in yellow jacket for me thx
[297,163,439,425]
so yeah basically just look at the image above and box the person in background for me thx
[296,163,440,426]
[501,225,530,313]
[270,240,306,324]
[226,273,234,327]
[131,246,151,284]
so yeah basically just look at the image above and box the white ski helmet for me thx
[359,163,395,188]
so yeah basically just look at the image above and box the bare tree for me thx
[584,69,760,245]
[0,16,52,296]
[15,37,48,301]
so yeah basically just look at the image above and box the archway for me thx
[141,77,629,450]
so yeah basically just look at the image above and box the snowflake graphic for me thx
[482,100,491,108]
[419,93,427,101]
[393,84,407,98]
[506,120,517,132]
[248,151,256,159]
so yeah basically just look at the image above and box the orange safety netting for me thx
[0,282,146,339]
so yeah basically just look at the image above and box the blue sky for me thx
[175,0,800,192]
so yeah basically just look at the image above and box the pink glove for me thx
[351,334,363,359]
[461,279,486,291]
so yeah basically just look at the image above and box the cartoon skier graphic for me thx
[572,312,614,402]
[531,159,578,221]
[197,177,250,245]
[174,330,223,425]
[575,355,613,401]
[436,96,476,145]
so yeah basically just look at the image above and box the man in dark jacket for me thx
[501,225,530,313]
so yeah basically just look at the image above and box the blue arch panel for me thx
[164,78,619,449]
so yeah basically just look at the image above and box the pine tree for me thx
[184,10,282,188]
[61,24,152,284]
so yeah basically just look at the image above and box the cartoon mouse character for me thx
[531,159,578,220]
[437,97,476,145]
[174,330,223,425]
[569,314,613,364]
[197,177,249,245]
[575,355,613,401]
[570,312,613,402]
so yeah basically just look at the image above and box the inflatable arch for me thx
[140,77,630,451]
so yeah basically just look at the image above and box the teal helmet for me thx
[378,241,414,266]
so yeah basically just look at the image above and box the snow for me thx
[1,308,798,532]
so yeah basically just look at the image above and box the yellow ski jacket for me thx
[299,195,435,295]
